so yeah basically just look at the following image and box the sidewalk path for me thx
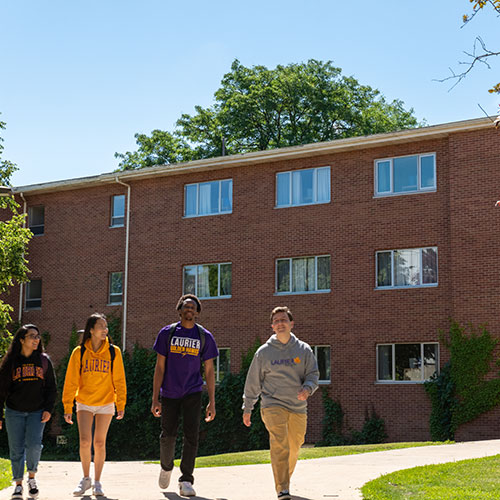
[0,439,499,500]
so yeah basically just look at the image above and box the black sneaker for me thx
[11,484,23,499]
[278,491,291,500]
[28,477,39,498]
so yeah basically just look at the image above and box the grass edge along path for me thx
[164,441,451,468]
[361,454,500,500]
[0,458,10,490]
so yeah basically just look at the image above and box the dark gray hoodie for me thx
[242,333,319,414]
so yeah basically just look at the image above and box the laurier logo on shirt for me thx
[12,364,44,382]
[271,357,301,366]
[170,336,201,357]
[82,359,111,374]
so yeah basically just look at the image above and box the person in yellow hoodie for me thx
[62,313,126,497]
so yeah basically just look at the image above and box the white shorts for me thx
[76,402,115,415]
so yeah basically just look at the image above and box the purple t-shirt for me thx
[153,322,219,399]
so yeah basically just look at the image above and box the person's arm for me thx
[151,353,165,417]
[62,348,81,424]
[112,347,127,419]
[242,353,262,427]
[42,356,57,422]
[298,348,319,400]
[204,358,216,422]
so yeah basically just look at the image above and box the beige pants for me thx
[261,406,307,493]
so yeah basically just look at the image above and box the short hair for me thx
[176,294,202,313]
[270,306,293,322]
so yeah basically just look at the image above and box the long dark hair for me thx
[0,324,44,373]
[80,313,108,347]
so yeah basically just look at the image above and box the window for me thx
[28,206,44,235]
[110,195,125,227]
[108,272,123,304]
[215,348,231,383]
[375,153,436,196]
[276,166,330,207]
[184,179,232,217]
[377,343,438,382]
[276,255,330,294]
[312,346,331,383]
[26,279,42,309]
[183,263,232,299]
[376,247,438,288]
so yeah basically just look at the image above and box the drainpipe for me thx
[114,177,131,352]
[18,192,27,324]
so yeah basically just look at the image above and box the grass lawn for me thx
[361,454,500,500]
[0,458,11,490]
[166,441,451,468]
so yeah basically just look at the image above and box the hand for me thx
[297,388,311,401]
[243,413,251,427]
[116,410,124,420]
[0,420,2,430]
[151,402,161,418]
[41,411,51,423]
[205,401,216,422]
[64,413,73,425]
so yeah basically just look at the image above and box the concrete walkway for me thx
[1,440,499,500]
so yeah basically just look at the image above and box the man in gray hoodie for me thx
[242,306,319,500]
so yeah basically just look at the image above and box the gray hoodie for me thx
[242,333,319,414]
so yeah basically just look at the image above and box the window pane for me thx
[220,264,232,296]
[316,346,331,381]
[197,265,210,297]
[292,258,308,292]
[110,272,123,294]
[276,172,290,206]
[217,349,231,382]
[394,249,420,286]
[183,266,196,295]
[208,264,219,296]
[420,155,435,189]
[377,345,392,380]
[423,344,438,380]
[199,183,212,215]
[377,161,391,193]
[393,156,418,193]
[317,256,331,290]
[28,206,44,235]
[377,252,392,287]
[210,182,220,214]
[220,180,232,213]
[292,169,314,205]
[26,280,42,309]
[316,167,331,202]
[395,344,421,381]
[113,195,125,218]
[185,185,197,216]
[422,248,438,284]
[277,260,290,293]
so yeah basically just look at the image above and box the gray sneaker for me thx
[73,476,92,496]
[28,477,39,498]
[92,480,104,497]
[179,481,196,496]
[159,468,172,489]
[11,484,23,499]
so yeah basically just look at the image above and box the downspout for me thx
[114,177,131,352]
[18,192,27,324]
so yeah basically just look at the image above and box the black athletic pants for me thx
[160,391,202,484]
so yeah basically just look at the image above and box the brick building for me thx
[4,116,500,442]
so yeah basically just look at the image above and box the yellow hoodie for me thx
[62,338,127,414]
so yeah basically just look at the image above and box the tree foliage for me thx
[0,117,32,353]
[116,60,420,170]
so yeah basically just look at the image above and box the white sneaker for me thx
[179,481,196,497]
[73,476,92,496]
[28,477,39,498]
[11,484,23,499]
[159,468,172,489]
[92,480,104,496]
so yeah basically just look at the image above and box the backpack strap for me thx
[79,345,86,375]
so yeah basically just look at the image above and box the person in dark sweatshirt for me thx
[242,306,319,500]
[0,324,56,500]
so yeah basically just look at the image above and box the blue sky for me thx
[1,0,498,187]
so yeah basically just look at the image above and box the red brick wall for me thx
[4,126,500,443]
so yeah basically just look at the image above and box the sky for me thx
[1,0,499,187]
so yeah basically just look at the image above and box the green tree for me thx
[0,117,32,354]
[116,60,420,170]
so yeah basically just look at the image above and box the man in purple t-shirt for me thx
[151,294,219,497]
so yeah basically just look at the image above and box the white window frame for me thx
[275,166,331,208]
[312,345,331,384]
[276,255,331,295]
[374,153,436,197]
[184,179,233,217]
[376,342,439,384]
[110,195,125,228]
[183,262,232,299]
[108,272,123,305]
[375,247,438,289]
[215,348,231,383]
[25,279,42,310]
[28,206,45,236]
